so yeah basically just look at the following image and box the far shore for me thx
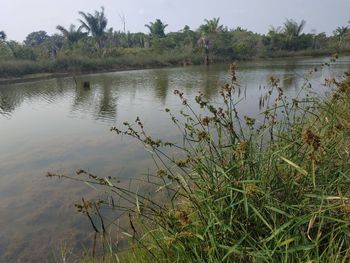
[1,50,348,86]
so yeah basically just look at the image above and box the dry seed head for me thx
[236,140,248,154]
[307,153,321,164]
[268,76,280,87]
[245,184,258,196]
[175,211,191,225]
[229,63,238,82]
[175,159,189,167]
[201,116,210,126]
[198,131,208,140]
[341,200,350,213]
[165,237,176,248]
[303,129,321,151]
[157,169,167,177]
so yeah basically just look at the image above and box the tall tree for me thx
[282,19,306,50]
[24,31,49,47]
[264,26,284,50]
[56,24,87,45]
[78,7,108,48]
[145,19,168,38]
[180,25,196,47]
[198,17,223,65]
[333,26,349,48]
[268,26,282,35]
[199,17,223,34]
[283,19,306,38]
[48,34,65,58]
[0,30,13,58]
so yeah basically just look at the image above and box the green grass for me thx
[2,47,349,79]
[53,60,350,263]
[0,49,205,79]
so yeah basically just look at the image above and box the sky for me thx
[1,0,349,42]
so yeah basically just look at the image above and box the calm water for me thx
[0,57,349,262]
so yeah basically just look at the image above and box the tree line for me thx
[0,7,349,64]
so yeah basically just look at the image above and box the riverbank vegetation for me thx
[51,59,350,262]
[0,7,349,78]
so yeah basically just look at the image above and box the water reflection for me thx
[0,57,349,262]
[96,79,118,121]
[0,89,20,116]
[152,69,169,104]
[71,82,95,113]
[0,57,349,120]
[0,78,72,116]
[202,66,222,97]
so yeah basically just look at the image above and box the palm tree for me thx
[145,19,168,38]
[283,19,306,39]
[198,17,223,65]
[199,17,223,34]
[56,24,87,45]
[333,26,349,48]
[78,6,108,48]
[268,26,282,35]
[56,25,87,44]
[265,26,283,51]
[197,36,210,65]
[282,19,306,50]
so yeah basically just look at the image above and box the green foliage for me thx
[48,34,65,54]
[145,19,168,38]
[180,26,197,48]
[333,26,350,48]
[6,41,37,60]
[56,24,87,45]
[150,35,176,51]
[199,17,224,34]
[0,60,49,77]
[24,30,49,47]
[283,19,306,39]
[231,31,260,58]
[78,7,107,48]
[197,18,226,64]
[107,31,147,48]
[334,26,349,38]
[263,19,312,52]
[1,11,350,78]
[283,19,306,51]
[13,46,37,60]
[0,42,13,59]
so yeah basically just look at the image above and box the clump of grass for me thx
[52,59,350,262]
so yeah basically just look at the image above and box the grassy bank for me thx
[54,61,350,262]
[0,49,205,79]
[1,48,349,81]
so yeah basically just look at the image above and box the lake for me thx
[0,56,349,262]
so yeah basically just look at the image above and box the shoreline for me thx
[0,51,348,86]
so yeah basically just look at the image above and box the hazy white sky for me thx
[1,0,349,42]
